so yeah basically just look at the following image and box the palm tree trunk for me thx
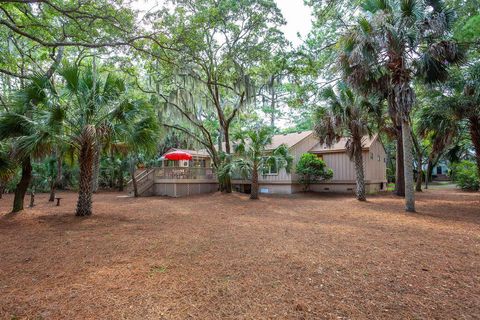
[12,158,32,213]
[402,120,415,212]
[469,116,480,179]
[412,133,422,192]
[250,164,259,200]
[49,152,62,202]
[118,165,124,191]
[395,126,405,197]
[353,147,366,201]
[91,142,101,193]
[76,135,95,217]
[109,148,115,189]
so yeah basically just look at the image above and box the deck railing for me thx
[155,167,216,180]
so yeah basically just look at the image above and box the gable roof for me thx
[308,134,378,154]
[265,130,314,150]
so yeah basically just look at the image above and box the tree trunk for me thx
[91,142,101,193]
[223,127,232,193]
[29,187,35,208]
[0,183,4,199]
[402,120,415,212]
[425,156,433,189]
[270,76,276,128]
[12,158,32,213]
[118,165,124,192]
[109,148,115,189]
[250,164,259,200]
[411,133,422,192]
[49,152,62,202]
[130,159,139,197]
[76,136,95,217]
[469,116,480,179]
[353,146,366,201]
[394,126,405,197]
[415,156,423,192]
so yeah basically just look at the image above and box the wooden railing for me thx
[155,167,215,180]
[127,168,155,195]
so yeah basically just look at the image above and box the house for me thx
[232,131,387,194]
[127,131,388,197]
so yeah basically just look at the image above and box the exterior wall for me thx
[321,152,360,181]
[258,184,294,195]
[364,138,387,182]
[259,133,319,184]
[153,182,218,197]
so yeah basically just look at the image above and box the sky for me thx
[131,0,313,46]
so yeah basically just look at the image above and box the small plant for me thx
[450,161,479,191]
[296,153,333,191]
[149,265,167,274]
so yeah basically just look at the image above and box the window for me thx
[190,159,206,167]
[165,160,176,167]
[377,155,381,161]
[370,152,373,159]
[262,159,278,175]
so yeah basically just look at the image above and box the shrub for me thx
[296,153,333,191]
[450,160,479,191]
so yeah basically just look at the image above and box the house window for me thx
[316,154,323,160]
[377,155,381,161]
[165,160,176,167]
[191,159,206,167]
[262,159,278,175]
[370,152,373,159]
[384,158,386,163]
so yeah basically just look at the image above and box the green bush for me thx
[296,153,333,191]
[450,160,479,191]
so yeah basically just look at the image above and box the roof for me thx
[309,134,378,154]
[216,130,314,152]
[265,130,314,150]
[161,148,210,158]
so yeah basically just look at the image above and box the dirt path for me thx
[0,189,479,319]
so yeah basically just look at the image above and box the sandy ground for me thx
[0,189,479,319]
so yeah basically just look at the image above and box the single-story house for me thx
[127,131,387,197]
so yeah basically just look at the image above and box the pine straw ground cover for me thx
[0,189,479,320]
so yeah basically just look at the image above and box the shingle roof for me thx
[265,130,314,150]
[308,134,378,154]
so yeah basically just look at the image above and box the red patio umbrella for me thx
[164,150,193,161]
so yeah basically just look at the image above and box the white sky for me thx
[131,0,312,46]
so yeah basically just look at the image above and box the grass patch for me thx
[149,265,167,275]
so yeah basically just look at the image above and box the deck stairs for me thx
[126,168,155,196]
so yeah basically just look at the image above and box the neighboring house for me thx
[423,159,450,181]
[127,131,388,197]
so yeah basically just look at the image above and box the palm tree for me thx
[59,64,128,216]
[0,142,15,199]
[416,98,462,188]
[0,76,64,212]
[314,83,372,201]
[458,64,480,178]
[232,127,292,200]
[338,0,463,211]
[113,101,160,197]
